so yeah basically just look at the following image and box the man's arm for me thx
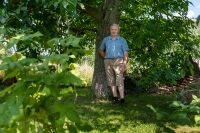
[120,51,128,73]
[123,51,128,65]
[99,49,105,58]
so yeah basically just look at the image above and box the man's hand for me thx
[120,63,126,73]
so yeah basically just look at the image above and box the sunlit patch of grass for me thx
[174,125,200,133]
[77,60,93,87]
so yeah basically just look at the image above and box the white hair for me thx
[110,24,120,30]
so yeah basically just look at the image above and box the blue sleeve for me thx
[100,38,106,50]
[122,39,129,52]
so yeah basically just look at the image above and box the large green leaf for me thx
[177,117,192,126]
[59,87,73,95]
[53,102,65,116]
[0,129,8,133]
[0,104,8,115]
[0,84,15,97]
[7,39,19,49]
[13,80,25,93]
[189,106,200,113]
[47,85,59,97]
[75,121,93,132]
[3,68,19,82]
[169,101,185,108]
[9,104,20,115]
[65,109,80,123]
[68,124,78,133]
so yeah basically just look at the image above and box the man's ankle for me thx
[114,97,118,101]
[120,98,125,103]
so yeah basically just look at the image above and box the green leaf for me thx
[19,58,38,66]
[0,129,8,133]
[0,104,8,115]
[66,109,80,123]
[54,2,59,8]
[0,49,5,54]
[25,75,42,82]
[65,36,81,47]
[22,95,30,106]
[48,85,59,97]
[75,122,93,132]
[5,95,16,106]
[68,124,78,133]
[177,117,192,126]
[67,72,82,86]
[13,80,25,93]
[47,38,56,47]
[53,102,65,116]
[60,87,73,95]
[56,117,65,125]
[0,113,11,126]
[0,84,14,97]
[9,104,20,115]
[69,55,76,58]
[7,39,19,49]
[22,32,43,40]
[194,115,200,124]
[192,95,199,100]
[146,104,157,113]
[15,62,24,71]
[189,106,200,113]
[66,102,76,109]
[3,68,18,82]
[156,111,167,121]
[41,86,51,96]
[21,7,27,10]
[169,113,179,120]
[43,75,52,85]
[8,62,15,70]
[0,64,8,70]
[62,1,68,8]
[169,101,184,108]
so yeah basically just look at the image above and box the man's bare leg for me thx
[118,86,124,99]
[111,86,117,97]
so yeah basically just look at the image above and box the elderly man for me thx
[99,24,129,106]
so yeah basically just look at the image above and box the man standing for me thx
[99,24,129,106]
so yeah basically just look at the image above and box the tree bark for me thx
[90,0,121,98]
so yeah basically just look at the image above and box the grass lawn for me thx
[71,87,200,133]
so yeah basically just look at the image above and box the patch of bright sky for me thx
[188,0,200,18]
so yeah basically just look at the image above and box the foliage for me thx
[0,0,93,132]
[147,95,200,132]
[0,31,93,132]
[119,0,200,87]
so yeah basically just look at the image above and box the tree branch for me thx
[77,4,102,21]
[70,27,97,36]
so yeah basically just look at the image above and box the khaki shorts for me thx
[104,58,124,86]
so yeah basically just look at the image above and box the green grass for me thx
[71,88,200,133]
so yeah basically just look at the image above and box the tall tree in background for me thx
[76,0,121,98]
[73,0,199,98]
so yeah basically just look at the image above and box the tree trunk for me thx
[91,0,120,98]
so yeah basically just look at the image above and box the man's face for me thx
[110,25,119,36]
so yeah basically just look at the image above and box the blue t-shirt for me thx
[100,36,129,58]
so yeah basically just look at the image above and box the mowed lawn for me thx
[70,87,200,133]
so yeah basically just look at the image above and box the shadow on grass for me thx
[68,87,185,133]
